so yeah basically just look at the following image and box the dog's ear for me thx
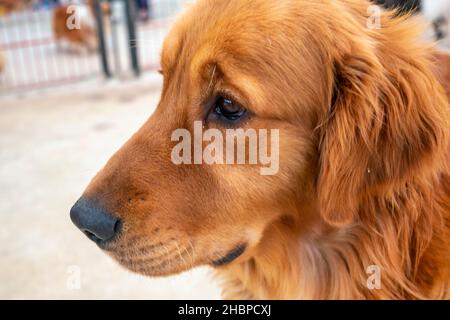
[317,20,449,226]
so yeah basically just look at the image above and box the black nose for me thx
[70,197,120,244]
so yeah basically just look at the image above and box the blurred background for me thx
[1,0,450,300]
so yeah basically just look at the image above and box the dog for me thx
[71,0,450,299]
[0,49,5,75]
[52,0,109,54]
[0,0,33,15]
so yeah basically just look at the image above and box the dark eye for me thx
[213,96,247,122]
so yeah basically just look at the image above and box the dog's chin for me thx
[99,239,198,277]
[108,251,193,277]
[105,242,248,277]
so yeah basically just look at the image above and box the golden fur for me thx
[79,0,450,299]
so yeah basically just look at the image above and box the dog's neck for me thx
[218,219,367,299]
[217,175,450,299]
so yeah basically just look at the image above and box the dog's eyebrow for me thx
[161,27,186,76]
[194,57,266,111]
[206,64,217,93]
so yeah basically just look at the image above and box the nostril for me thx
[114,219,122,234]
[83,230,101,243]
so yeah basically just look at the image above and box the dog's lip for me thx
[212,243,247,267]
[80,229,116,251]
[92,235,116,251]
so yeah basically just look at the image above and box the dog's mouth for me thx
[211,243,247,267]
[106,239,196,276]
[100,235,248,275]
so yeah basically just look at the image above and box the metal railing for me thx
[0,0,186,94]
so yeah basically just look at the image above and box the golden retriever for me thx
[0,49,4,75]
[70,0,450,299]
[0,0,32,14]
[52,0,109,53]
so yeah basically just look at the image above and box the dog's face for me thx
[71,0,449,280]
[72,0,329,277]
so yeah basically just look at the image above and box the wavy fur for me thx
[79,0,450,299]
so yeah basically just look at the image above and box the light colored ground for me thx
[0,78,222,299]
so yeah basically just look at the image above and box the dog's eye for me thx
[213,96,247,122]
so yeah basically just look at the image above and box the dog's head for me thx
[70,0,449,277]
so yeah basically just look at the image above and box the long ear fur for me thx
[317,11,449,226]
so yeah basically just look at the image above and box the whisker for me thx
[175,242,188,269]
[187,239,196,269]
[207,64,217,94]
[162,243,173,271]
